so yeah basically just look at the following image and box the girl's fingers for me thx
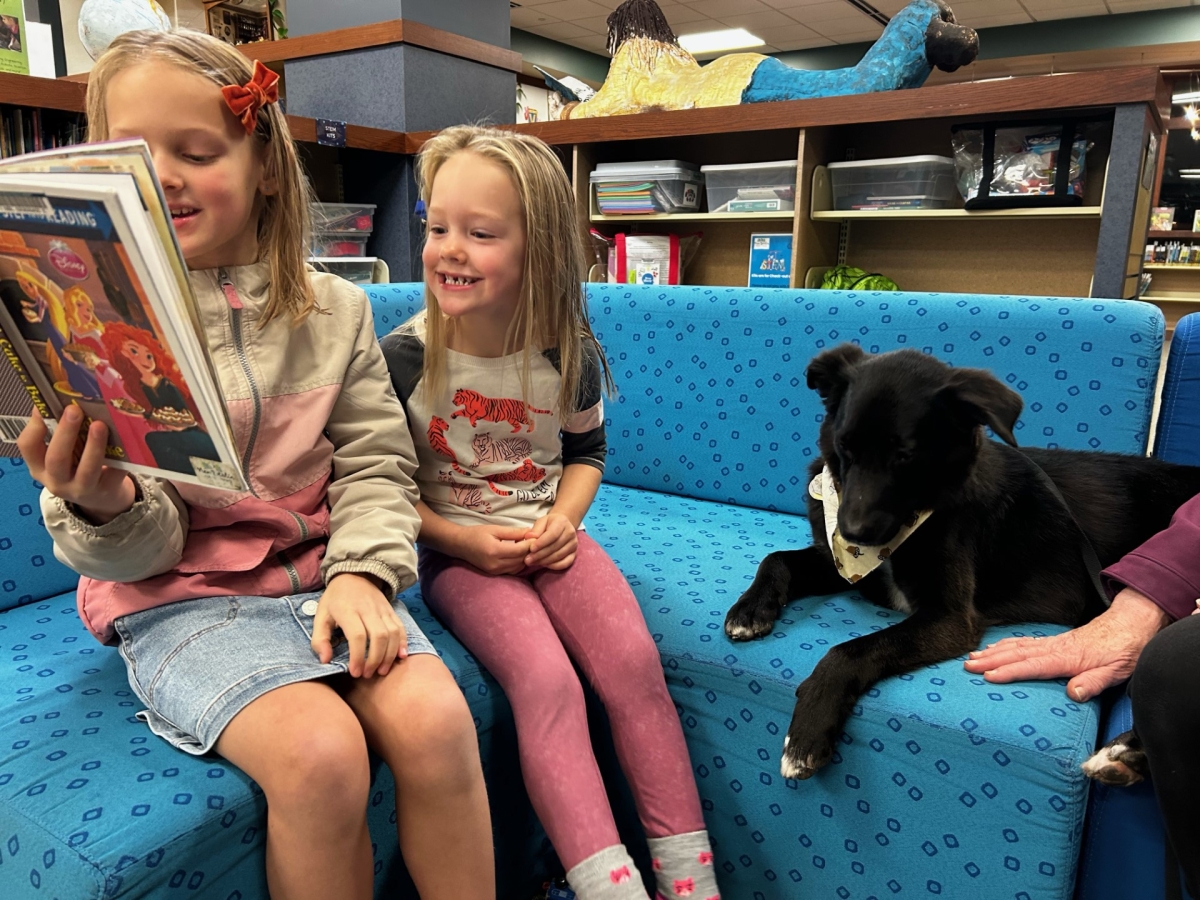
[362,615,397,678]
[310,610,335,664]
[15,409,49,475]
[72,420,112,489]
[343,618,368,678]
[528,534,573,565]
[544,550,577,571]
[377,620,408,678]
[41,406,84,483]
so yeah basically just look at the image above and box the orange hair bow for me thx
[221,60,280,135]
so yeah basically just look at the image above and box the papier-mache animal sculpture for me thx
[562,0,979,119]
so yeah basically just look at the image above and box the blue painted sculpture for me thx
[562,0,979,119]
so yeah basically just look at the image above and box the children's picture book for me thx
[0,140,246,490]
[748,233,793,288]
[1149,207,1175,232]
[1193,210,1200,233]
[0,0,28,75]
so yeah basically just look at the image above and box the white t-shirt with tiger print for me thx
[379,317,606,530]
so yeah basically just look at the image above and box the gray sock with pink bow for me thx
[566,844,651,900]
[647,831,721,900]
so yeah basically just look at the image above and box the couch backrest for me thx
[0,282,1165,610]
[1155,311,1200,467]
[366,283,1165,517]
[0,458,78,613]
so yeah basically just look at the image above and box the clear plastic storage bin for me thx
[311,202,376,233]
[310,233,369,257]
[701,160,798,213]
[590,160,703,215]
[827,155,959,211]
[312,257,376,284]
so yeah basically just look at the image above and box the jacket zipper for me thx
[218,268,262,492]
[218,269,303,594]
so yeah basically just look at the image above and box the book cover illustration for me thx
[0,191,240,489]
[1150,207,1175,232]
[748,233,793,288]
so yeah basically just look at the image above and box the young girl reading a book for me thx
[15,30,494,900]
[379,125,720,900]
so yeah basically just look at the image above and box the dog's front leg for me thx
[781,609,984,780]
[725,546,849,640]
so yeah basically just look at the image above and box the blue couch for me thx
[0,283,1172,899]
[1074,310,1200,900]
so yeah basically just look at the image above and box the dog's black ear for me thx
[806,343,866,403]
[940,367,1023,447]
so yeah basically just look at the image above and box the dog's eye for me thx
[893,448,913,465]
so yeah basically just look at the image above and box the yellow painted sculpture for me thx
[563,0,978,120]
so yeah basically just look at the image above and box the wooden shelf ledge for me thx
[590,211,794,222]
[238,19,521,74]
[1145,263,1200,270]
[0,72,86,113]
[811,207,1103,220]
[406,65,1166,152]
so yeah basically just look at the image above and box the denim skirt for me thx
[114,591,437,755]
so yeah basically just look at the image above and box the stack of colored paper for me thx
[595,180,659,215]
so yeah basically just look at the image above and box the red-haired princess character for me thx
[100,322,220,476]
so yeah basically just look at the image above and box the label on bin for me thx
[316,119,347,147]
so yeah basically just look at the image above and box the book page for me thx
[0,181,245,491]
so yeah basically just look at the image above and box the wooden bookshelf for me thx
[0,72,86,113]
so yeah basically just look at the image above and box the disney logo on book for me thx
[48,240,89,281]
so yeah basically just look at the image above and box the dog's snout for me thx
[838,507,901,546]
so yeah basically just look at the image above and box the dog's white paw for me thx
[1081,741,1145,786]
[725,623,760,640]
[779,736,821,780]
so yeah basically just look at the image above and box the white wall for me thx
[60,0,256,75]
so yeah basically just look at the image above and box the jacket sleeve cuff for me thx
[47,474,155,538]
[324,558,413,600]
[1103,553,1200,621]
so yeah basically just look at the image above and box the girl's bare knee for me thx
[263,722,371,816]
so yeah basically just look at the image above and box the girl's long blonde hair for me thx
[413,125,613,417]
[86,29,317,326]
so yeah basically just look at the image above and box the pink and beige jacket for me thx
[41,262,422,644]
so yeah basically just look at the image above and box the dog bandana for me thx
[808,466,932,583]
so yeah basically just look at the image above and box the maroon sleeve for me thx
[1102,492,1200,621]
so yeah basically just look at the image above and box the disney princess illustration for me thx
[100,321,220,475]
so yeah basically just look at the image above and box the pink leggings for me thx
[418,532,705,870]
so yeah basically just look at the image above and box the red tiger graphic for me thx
[427,415,469,475]
[483,458,546,496]
[451,388,551,433]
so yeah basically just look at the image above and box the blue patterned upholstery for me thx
[0,282,1166,899]
[1154,312,1200,467]
[1076,311,1200,900]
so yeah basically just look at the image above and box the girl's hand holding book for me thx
[311,573,408,678]
[17,406,136,524]
[523,513,578,571]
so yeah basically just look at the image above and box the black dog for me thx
[724,344,1200,780]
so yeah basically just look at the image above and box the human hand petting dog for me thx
[963,588,1170,701]
[311,573,407,678]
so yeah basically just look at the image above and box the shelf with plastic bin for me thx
[808,165,1103,220]
[589,211,794,223]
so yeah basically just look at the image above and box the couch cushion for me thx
[0,585,532,899]
[1155,311,1200,466]
[588,482,1096,900]
[588,286,1163,515]
[0,459,79,614]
